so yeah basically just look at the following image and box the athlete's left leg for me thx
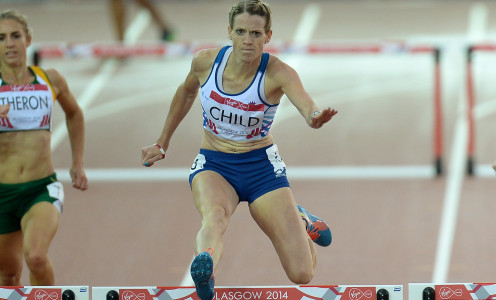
[249,187,316,284]
[135,0,174,40]
[20,202,60,285]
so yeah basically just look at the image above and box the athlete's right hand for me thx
[0,105,10,118]
[141,143,166,167]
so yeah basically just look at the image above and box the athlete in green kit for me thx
[0,9,88,286]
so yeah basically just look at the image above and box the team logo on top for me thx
[0,84,48,92]
[210,91,264,112]
[12,84,35,92]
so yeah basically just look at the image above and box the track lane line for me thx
[54,165,437,182]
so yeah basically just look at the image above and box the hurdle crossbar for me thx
[32,41,437,60]
[32,41,443,175]
[0,286,89,300]
[409,283,496,300]
[92,285,403,300]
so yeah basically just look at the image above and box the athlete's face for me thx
[0,19,31,68]
[228,13,272,62]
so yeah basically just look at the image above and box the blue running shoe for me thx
[191,251,215,300]
[297,204,332,247]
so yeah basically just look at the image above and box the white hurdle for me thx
[92,285,403,300]
[0,286,89,300]
[409,283,496,300]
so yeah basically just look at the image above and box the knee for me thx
[202,206,230,229]
[288,269,314,285]
[0,268,22,286]
[24,249,48,272]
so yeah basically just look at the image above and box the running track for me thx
[6,0,495,291]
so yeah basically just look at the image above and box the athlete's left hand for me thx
[70,166,88,190]
[310,107,338,128]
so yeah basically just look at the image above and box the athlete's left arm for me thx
[46,68,88,191]
[269,57,338,128]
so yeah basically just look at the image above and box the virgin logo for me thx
[12,84,34,92]
[122,291,146,300]
[34,290,58,300]
[348,288,373,300]
[439,287,463,299]
[225,98,249,111]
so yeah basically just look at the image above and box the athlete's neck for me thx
[0,65,32,85]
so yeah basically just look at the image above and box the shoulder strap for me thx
[214,46,231,64]
[29,66,57,102]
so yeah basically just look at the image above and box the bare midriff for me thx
[200,130,274,153]
[0,130,54,183]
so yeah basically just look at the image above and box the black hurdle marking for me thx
[62,289,75,300]
[106,290,119,300]
[377,288,389,300]
[423,287,435,300]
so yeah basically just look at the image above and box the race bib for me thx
[266,145,287,178]
[190,154,206,174]
[47,181,64,202]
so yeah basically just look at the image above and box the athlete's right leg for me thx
[190,170,239,300]
[0,230,23,286]
[191,170,239,269]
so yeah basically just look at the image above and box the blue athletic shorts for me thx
[189,144,290,204]
[0,173,64,234]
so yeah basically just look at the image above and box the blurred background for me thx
[2,0,495,293]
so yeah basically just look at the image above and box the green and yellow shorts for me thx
[0,173,64,234]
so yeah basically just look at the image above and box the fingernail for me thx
[144,162,149,166]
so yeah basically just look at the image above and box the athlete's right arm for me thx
[141,49,216,167]
[0,105,9,118]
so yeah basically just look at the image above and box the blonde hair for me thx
[0,9,33,38]
[229,0,272,34]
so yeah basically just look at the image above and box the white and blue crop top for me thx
[200,46,278,141]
